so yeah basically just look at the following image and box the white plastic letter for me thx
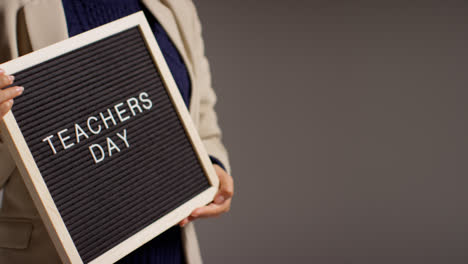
[89,144,105,163]
[42,135,57,154]
[58,129,75,150]
[139,92,153,110]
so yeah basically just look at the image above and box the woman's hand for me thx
[0,68,24,119]
[179,164,234,227]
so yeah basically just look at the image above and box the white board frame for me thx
[0,12,219,264]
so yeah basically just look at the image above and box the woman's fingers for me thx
[192,199,232,218]
[0,86,24,103]
[178,216,195,227]
[0,71,14,89]
[179,198,233,227]
[178,165,234,227]
[178,198,232,227]
[0,99,14,118]
[212,165,234,205]
[190,165,234,218]
[0,67,24,119]
[178,218,189,227]
[0,68,24,116]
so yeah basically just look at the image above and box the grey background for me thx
[194,1,468,263]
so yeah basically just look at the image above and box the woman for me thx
[0,0,234,263]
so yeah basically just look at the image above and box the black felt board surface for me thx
[10,27,211,263]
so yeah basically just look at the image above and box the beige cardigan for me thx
[0,0,230,263]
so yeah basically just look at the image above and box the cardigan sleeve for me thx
[0,2,17,62]
[186,1,231,174]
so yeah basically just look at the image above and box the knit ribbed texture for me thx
[61,0,191,263]
[62,0,191,107]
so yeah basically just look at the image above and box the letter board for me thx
[0,12,219,264]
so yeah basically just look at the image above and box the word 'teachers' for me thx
[41,92,153,164]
